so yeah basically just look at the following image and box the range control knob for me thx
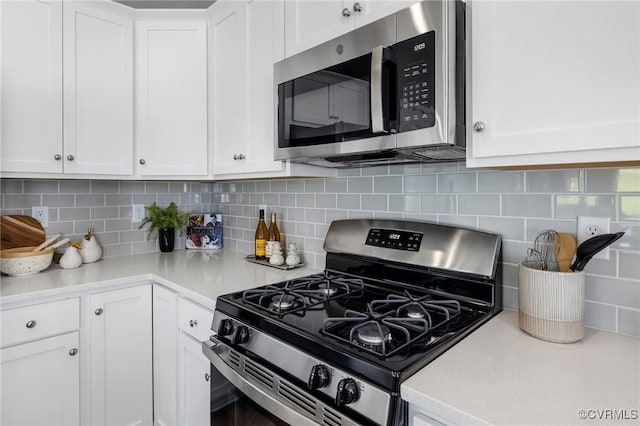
[217,319,235,337]
[233,325,250,344]
[335,378,359,406]
[308,365,330,391]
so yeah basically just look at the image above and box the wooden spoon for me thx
[554,233,577,272]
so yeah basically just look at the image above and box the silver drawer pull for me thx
[66,154,75,161]
[26,320,37,329]
[69,348,78,356]
[95,308,103,316]
[189,319,198,327]
[205,373,210,382]
[342,7,351,17]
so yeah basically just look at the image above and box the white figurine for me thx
[80,228,102,264]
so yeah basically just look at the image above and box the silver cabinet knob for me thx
[26,320,37,329]
[189,319,198,327]
[205,373,210,382]
[95,308,103,316]
[139,159,146,165]
[353,2,362,12]
[66,154,75,161]
[473,121,486,133]
[69,348,78,356]
[342,7,351,17]
[54,154,62,161]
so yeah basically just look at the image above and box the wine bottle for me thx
[266,212,281,260]
[254,209,268,260]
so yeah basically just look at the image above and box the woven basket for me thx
[518,263,585,343]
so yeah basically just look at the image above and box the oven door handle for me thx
[202,336,320,426]
[371,45,388,134]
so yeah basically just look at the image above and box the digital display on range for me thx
[365,228,423,251]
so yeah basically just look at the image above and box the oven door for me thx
[202,336,362,426]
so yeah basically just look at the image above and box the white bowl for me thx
[0,246,54,277]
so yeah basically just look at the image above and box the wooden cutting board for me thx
[0,215,46,250]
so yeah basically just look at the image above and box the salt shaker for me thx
[269,242,285,266]
[285,243,300,266]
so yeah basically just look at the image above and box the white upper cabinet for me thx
[1,0,63,173]
[284,0,414,57]
[466,0,640,168]
[209,0,285,176]
[135,15,208,176]
[0,0,134,176]
[63,0,134,175]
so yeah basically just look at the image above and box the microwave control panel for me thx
[365,228,423,252]
[396,31,436,132]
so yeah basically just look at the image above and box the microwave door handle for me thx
[371,45,387,134]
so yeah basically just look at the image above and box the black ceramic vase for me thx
[158,228,175,252]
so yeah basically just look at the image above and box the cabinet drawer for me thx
[0,298,80,347]
[178,298,213,342]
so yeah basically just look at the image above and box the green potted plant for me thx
[138,202,190,252]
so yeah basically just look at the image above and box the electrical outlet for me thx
[31,206,49,228]
[577,216,611,260]
[132,204,146,223]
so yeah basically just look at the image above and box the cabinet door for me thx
[63,0,134,175]
[352,0,415,28]
[210,0,284,176]
[209,0,248,174]
[135,20,208,176]
[284,0,350,58]
[178,331,211,426]
[0,0,63,173]
[467,1,640,167]
[244,0,286,173]
[89,285,153,426]
[0,332,79,426]
[153,285,178,426]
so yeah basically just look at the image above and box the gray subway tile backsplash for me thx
[502,194,552,218]
[2,164,638,338]
[478,171,524,193]
[526,169,584,193]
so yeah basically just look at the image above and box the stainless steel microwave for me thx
[274,1,465,168]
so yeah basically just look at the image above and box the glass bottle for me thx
[266,212,281,260]
[254,209,268,260]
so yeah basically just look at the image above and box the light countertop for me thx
[402,310,640,425]
[2,250,638,425]
[0,249,318,309]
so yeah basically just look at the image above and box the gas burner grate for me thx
[242,271,364,317]
[321,291,462,358]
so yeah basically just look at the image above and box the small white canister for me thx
[518,263,585,343]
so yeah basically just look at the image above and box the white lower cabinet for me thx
[178,331,212,426]
[153,285,179,426]
[178,298,214,426]
[0,332,80,426]
[88,285,153,426]
[0,298,81,425]
[0,283,213,426]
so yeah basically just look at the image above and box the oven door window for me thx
[210,364,289,426]
[278,53,389,148]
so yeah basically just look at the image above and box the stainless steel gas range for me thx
[203,219,502,426]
